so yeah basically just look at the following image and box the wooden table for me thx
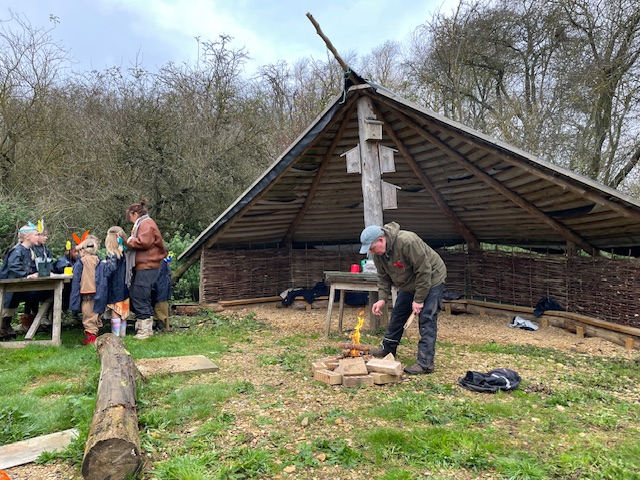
[0,274,72,348]
[324,271,397,337]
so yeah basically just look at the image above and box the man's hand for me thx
[412,301,423,315]
[372,299,386,316]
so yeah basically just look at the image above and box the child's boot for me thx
[119,320,127,337]
[19,314,35,333]
[0,316,17,340]
[110,318,121,336]
[82,330,97,345]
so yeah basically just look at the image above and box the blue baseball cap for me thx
[359,225,383,254]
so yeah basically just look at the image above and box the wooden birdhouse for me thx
[341,146,361,174]
[378,145,397,173]
[363,119,383,141]
[381,181,401,210]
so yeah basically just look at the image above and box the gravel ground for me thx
[5,303,635,479]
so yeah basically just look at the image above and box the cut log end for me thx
[81,438,142,480]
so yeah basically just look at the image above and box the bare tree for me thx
[0,11,70,185]
[560,0,640,187]
[404,0,640,188]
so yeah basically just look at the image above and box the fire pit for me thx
[312,311,404,387]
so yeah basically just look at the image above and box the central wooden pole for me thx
[356,96,388,329]
[357,96,384,227]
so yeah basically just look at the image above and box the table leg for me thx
[337,289,346,332]
[26,298,52,340]
[325,285,336,337]
[52,281,63,346]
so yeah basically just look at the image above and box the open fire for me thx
[338,310,370,357]
[312,311,404,387]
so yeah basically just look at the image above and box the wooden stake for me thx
[403,313,416,330]
[306,13,349,72]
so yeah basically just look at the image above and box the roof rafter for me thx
[442,126,640,222]
[390,104,600,256]
[370,98,480,249]
[284,100,358,242]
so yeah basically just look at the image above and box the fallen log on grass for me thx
[82,333,142,479]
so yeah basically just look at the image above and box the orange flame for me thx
[349,310,365,356]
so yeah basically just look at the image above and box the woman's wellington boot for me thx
[134,318,153,340]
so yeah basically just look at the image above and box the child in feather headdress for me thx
[94,227,130,337]
[21,220,54,332]
[0,223,40,339]
[70,234,102,345]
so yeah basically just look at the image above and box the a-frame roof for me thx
[179,80,640,266]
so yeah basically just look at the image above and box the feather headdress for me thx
[72,230,90,245]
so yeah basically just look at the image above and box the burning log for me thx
[338,343,370,352]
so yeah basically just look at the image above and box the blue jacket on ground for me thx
[93,254,129,314]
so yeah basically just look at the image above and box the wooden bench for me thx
[444,298,640,350]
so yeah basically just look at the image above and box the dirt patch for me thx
[235,303,634,358]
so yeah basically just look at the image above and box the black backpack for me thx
[458,368,521,393]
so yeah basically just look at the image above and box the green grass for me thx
[2,310,640,479]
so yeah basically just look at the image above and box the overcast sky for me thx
[3,0,459,76]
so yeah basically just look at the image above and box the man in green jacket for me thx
[359,222,447,374]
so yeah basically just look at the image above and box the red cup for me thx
[350,264,360,273]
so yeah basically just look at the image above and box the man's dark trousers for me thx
[380,283,444,369]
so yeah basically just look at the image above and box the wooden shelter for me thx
[178,73,640,329]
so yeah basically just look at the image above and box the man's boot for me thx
[0,316,17,339]
[134,318,153,340]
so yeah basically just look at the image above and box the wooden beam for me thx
[218,296,283,307]
[306,13,350,75]
[391,107,599,256]
[372,102,480,249]
[358,96,384,226]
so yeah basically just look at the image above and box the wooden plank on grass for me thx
[135,355,219,378]
[0,428,78,469]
